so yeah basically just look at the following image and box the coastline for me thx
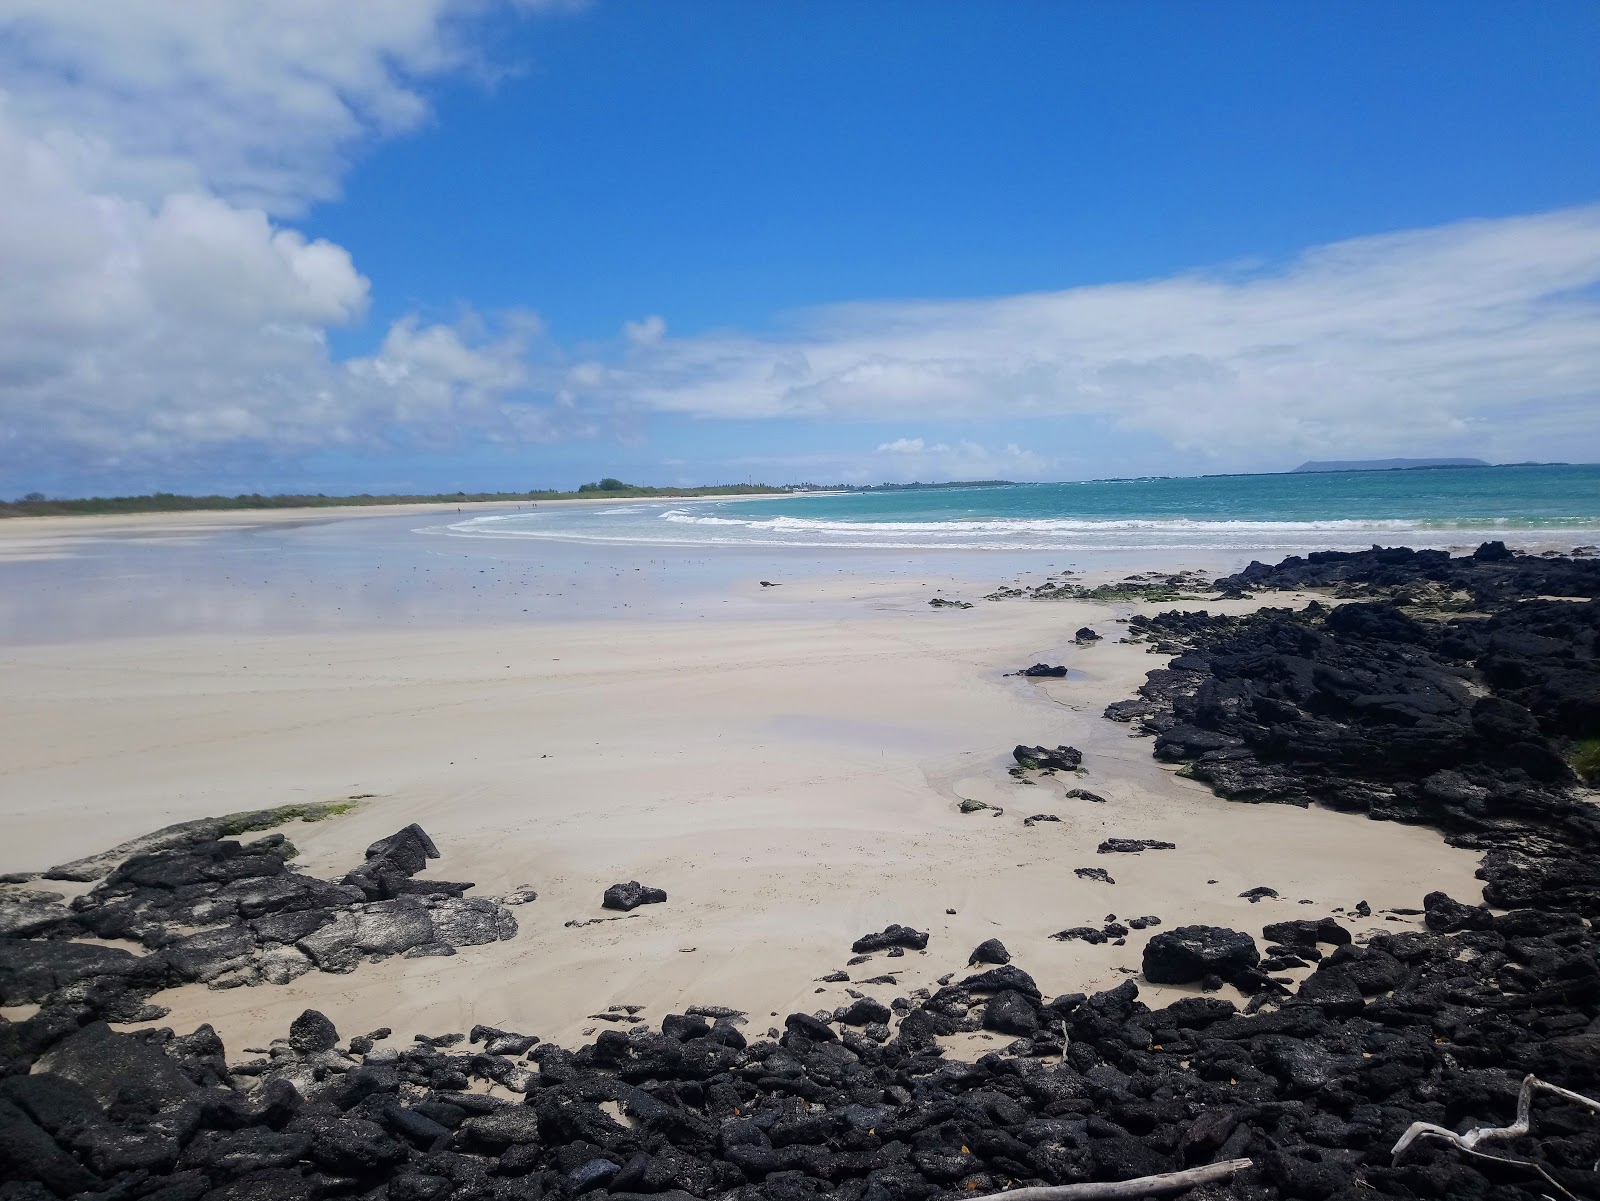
[0,493,810,563]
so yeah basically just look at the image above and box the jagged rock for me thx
[1050,926,1106,944]
[1097,838,1175,853]
[1012,744,1082,771]
[36,1022,198,1109]
[982,990,1039,1036]
[782,1012,836,1042]
[838,997,891,1026]
[1020,663,1067,677]
[288,1009,339,1053]
[1074,627,1101,643]
[342,823,440,900]
[602,881,668,911]
[1142,925,1260,984]
[1261,917,1351,947]
[429,896,516,944]
[961,965,1041,997]
[850,924,927,953]
[1063,788,1106,802]
[166,926,259,984]
[0,895,74,938]
[1422,889,1494,932]
[0,939,167,1005]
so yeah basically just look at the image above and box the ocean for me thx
[441,464,1600,555]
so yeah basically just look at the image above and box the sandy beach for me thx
[0,509,1484,1054]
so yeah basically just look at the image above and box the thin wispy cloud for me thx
[576,208,1600,468]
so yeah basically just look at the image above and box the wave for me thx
[431,509,1600,554]
[657,510,1600,534]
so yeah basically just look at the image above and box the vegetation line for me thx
[1,479,819,518]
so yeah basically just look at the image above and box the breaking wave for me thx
[433,506,1600,553]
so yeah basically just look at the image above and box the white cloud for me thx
[0,0,573,215]
[572,207,1600,467]
[623,315,667,347]
[0,1,576,477]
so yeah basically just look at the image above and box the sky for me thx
[2,1,1599,496]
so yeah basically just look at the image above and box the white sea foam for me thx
[432,506,1599,554]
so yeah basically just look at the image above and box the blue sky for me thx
[3,1,1599,495]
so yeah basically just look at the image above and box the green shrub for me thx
[1572,738,1600,785]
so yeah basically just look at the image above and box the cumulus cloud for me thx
[570,207,1600,467]
[0,0,575,479]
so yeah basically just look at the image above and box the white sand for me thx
[0,572,1484,1054]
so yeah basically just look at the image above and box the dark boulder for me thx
[34,1022,198,1109]
[0,939,165,1005]
[982,991,1039,1036]
[782,1012,836,1042]
[288,1009,339,1053]
[1142,925,1260,984]
[1422,889,1493,933]
[850,924,928,953]
[1012,745,1083,771]
[1020,664,1067,677]
[602,881,668,912]
[838,997,891,1026]
[341,823,440,900]
[960,965,1041,998]
[1261,917,1351,947]
[967,938,1010,965]
[0,1096,101,1195]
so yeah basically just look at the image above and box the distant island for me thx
[848,479,1017,492]
[1291,457,1490,473]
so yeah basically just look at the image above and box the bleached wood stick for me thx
[1391,1073,1600,1201]
[979,1157,1253,1200]
[1392,1073,1600,1161]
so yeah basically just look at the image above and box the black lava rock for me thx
[1142,925,1260,984]
[1012,744,1083,771]
[1096,838,1176,853]
[601,881,668,912]
[849,924,928,953]
[967,938,1010,965]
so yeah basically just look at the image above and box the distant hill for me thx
[1291,457,1490,474]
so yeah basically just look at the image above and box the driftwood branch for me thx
[1391,1073,1600,1201]
[979,1157,1252,1200]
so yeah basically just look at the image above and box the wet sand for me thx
[0,517,1485,1051]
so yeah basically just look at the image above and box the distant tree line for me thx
[0,481,820,518]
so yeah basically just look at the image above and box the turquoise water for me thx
[441,464,1600,553]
